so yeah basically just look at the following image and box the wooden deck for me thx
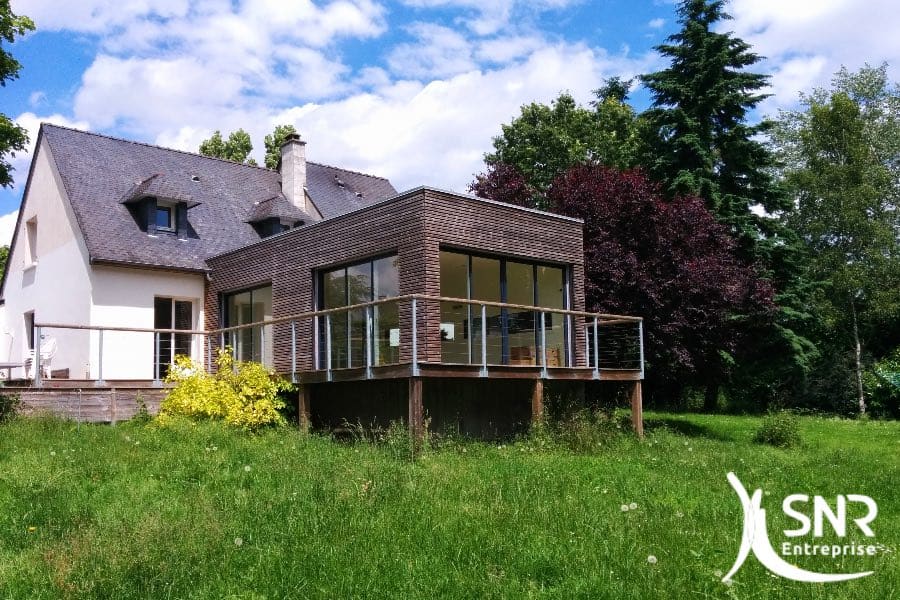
[297,362,642,383]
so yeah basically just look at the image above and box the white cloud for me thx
[8,113,91,191]
[647,18,665,29]
[387,23,477,79]
[727,0,900,112]
[264,43,654,192]
[0,211,18,247]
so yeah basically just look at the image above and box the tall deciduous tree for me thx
[263,124,297,170]
[640,0,784,254]
[199,129,257,165]
[478,83,639,208]
[773,64,900,415]
[0,1,34,188]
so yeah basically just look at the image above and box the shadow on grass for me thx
[644,417,735,442]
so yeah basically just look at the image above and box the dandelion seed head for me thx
[629,502,638,510]
[234,537,243,546]
[647,555,658,564]
[621,504,629,512]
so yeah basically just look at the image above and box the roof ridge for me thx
[41,122,278,173]
[307,160,391,182]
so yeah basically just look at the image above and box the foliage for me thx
[263,123,297,170]
[476,83,639,207]
[0,390,19,422]
[160,349,290,429]
[0,244,8,275]
[547,164,775,404]
[753,410,802,448]
[640,0,785,251]
[198,129,257,165]
[0,0,35,188]
[469,162,536,208]
[773,64,900,415]
[863,348,900,419]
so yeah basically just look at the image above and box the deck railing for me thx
[31,294,643,387]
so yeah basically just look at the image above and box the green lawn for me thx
[0,412,897,599]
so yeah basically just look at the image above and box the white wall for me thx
[90,266,205,380]
[1,137,93,379]
[2,136,208,381]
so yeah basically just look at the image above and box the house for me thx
[0,124,643,437]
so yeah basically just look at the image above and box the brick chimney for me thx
[280,132,307,211]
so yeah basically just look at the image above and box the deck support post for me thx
[408,377,424,454]
[531,378,544,424]
[630,381,644,438]
[297,385,310,432]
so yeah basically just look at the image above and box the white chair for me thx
[25,336,58,379]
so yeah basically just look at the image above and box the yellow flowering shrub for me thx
[160,348,291,429]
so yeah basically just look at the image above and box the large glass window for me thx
[318,255,399,368]
[439,250,569,366]
[224,286,272,365]
[154,297,194,377]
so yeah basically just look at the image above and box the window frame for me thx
[155,203,175,232]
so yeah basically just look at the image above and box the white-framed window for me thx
[25,217,37,264]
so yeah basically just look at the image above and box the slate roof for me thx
[245,195,312,224]
[38,124,397,272]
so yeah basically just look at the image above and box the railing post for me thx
[95,329,105,386]
[325,313,333,382]
[33,325,42,388]
[206,334,212,373]
[313,315,319,370]
[479,303,487,377]
[593,316,600,380]
[638,319,645,379]
[540,311,548,378]
[231,331,237,362]
[365,305,373,379]
[291,320,297,383]
[259,323,266,366]
[152,331,161,387]
[411,298,420,377]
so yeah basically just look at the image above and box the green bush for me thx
[753,411,802,448]
[160,348,292,430]
[0,392,20,423]
[863,349,900,419]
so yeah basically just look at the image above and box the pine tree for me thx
[640,0,785,255]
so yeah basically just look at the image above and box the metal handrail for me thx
[31,295,643,386]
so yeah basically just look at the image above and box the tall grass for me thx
[0,412,897,599]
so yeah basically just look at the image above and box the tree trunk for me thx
[850,298,866,416]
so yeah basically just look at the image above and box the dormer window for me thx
[120,174,200,240]
[156,204,175,232]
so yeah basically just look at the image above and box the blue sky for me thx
[2,0,899,245]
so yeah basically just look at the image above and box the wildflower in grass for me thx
[629,502,637,510]
[27,526,36,532]
[647,555,657,564]
[244,465,251,472]
[714,570,723,578]
[621,504,629,512]
[675,511,684,518]
[50,451,55,456]
[234,537,243,547]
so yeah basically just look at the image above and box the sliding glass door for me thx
[439,250,568,366]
